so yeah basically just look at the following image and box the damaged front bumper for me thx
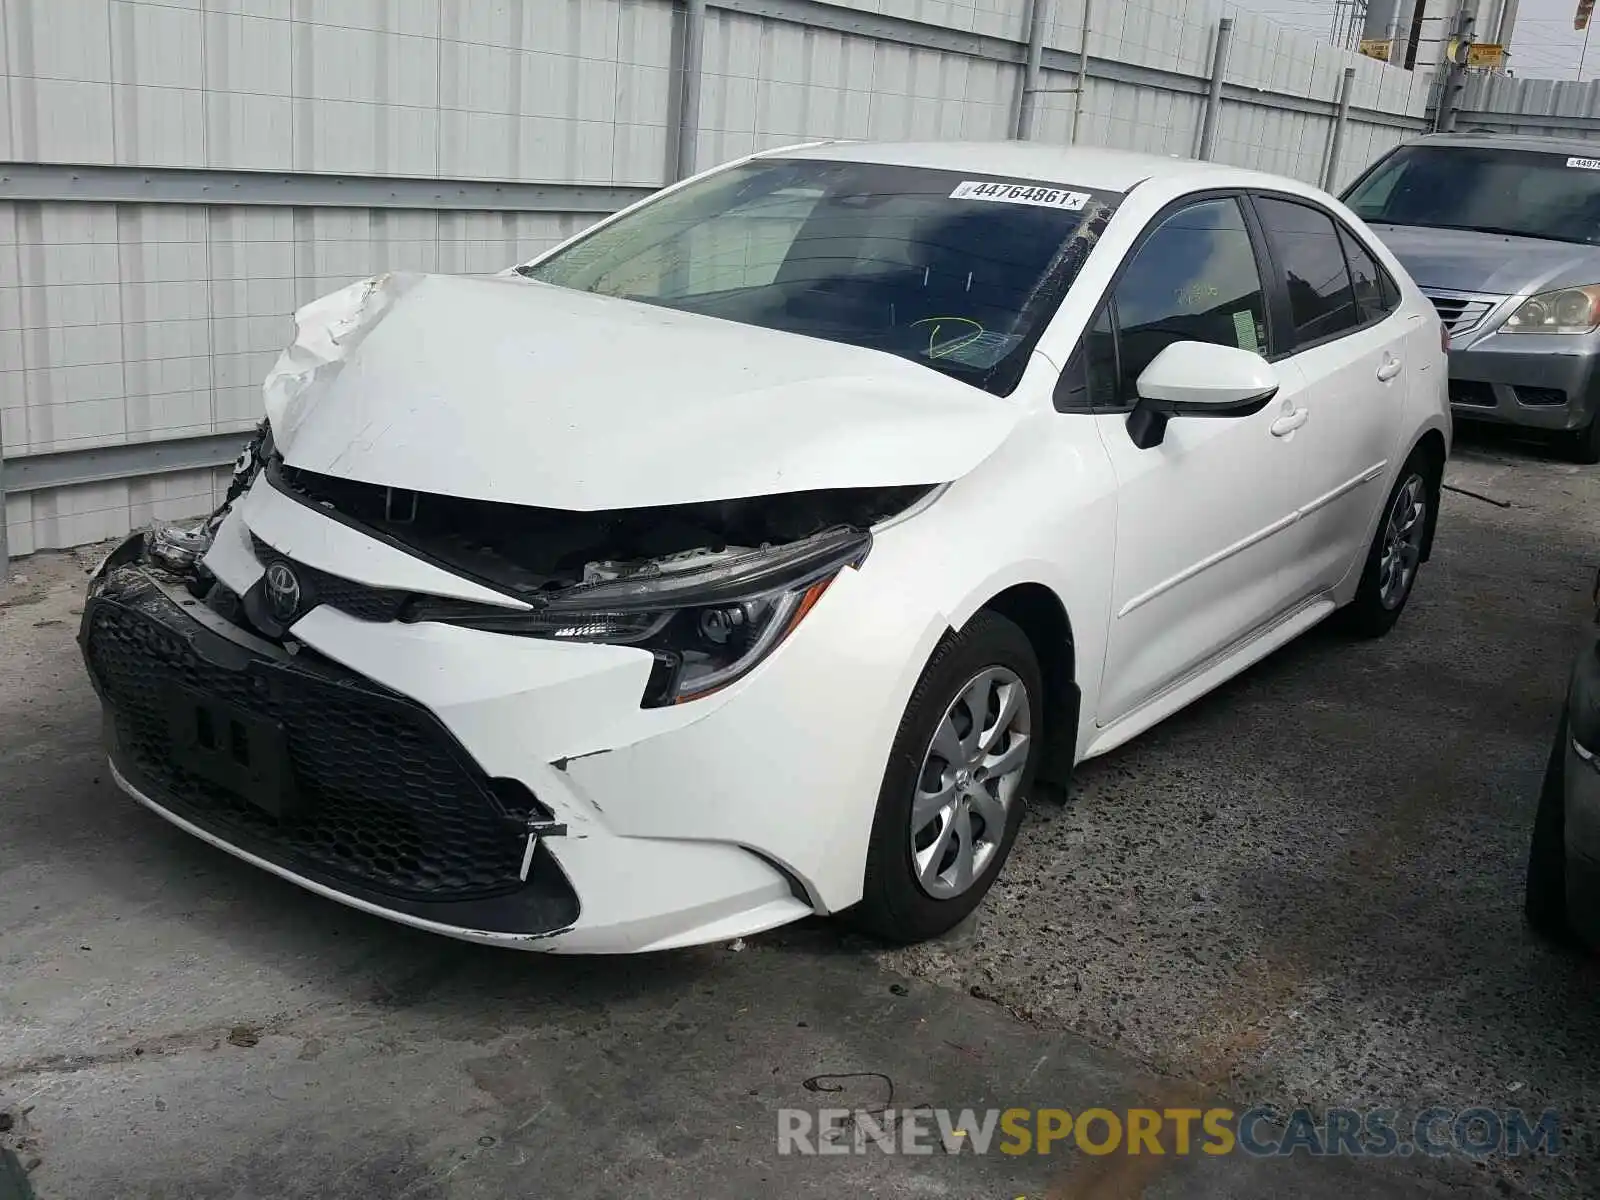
[76,391,958,951]
[80,547,583,942]
[79,543,826,951]
[78,472,938,951]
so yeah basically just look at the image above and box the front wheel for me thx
[852,611,1043,943]
[1566,414,1600,465]
[1337,454,1437,639]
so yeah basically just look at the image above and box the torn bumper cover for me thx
[79,458,943,951]
[79,538,840,951]
[79,552,581,938]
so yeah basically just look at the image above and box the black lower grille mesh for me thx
[86,591,526,901]
[1449,380,1496,408]
[1514,386,1568,407]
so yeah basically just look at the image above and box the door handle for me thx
[1377,355,1404,382]
[1270,408,1308,437]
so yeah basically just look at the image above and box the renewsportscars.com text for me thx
[777,1106,1563,1159]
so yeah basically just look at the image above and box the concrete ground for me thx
[2,431,1596,1198]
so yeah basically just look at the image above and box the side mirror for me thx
[1126,341,1280,450]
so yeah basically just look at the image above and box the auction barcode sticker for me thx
[950,180,1090,210]
[1569,157,1600,170]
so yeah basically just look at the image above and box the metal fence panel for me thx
[1,0,1439,567]
[1455,71,1600,138]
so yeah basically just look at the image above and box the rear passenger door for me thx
[1249,195,1412,601]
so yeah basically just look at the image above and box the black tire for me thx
[1337,449,1439,639]
[852,611,1043,944]
[1566,414,1600,465]
[1526,714,1572,943]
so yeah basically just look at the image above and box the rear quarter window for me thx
[1337,225,1400,322]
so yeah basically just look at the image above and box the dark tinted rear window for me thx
[1255,197,1360,344]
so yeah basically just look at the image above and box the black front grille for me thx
[1449,379,1497,408]
[1515,386,1568,407]
[1425,292,1493,337]
[249,533,410,622]
[85,585,528,902]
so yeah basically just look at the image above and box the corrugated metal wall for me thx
[1455,71,1600,139]
[1,201,591,549]
[0,0,1435,560]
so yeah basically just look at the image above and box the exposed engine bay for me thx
[144,418,277,581]
[133,421,935,707]
[146,420,930,600]
[270,451,932,599]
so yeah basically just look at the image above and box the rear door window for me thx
[1254,197,1361,346]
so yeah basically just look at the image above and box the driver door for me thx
[1088,196,1310,724]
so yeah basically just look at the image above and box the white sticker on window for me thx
[1568,156,1600,170]
[950,180,1090,210]
[1232,310,1260,354]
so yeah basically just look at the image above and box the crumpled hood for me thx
[1367,222,1600,296]
[263,272,1020,511]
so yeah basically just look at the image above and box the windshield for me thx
[519,158,1120,395]
[1345,144,1600,245]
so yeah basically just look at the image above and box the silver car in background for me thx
[1345,134,1600,462]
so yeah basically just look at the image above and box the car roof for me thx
[764,139,1313,197]
[1406,131,1600,157]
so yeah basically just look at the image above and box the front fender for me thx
[871,412,1118,762]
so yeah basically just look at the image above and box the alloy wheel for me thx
[1378,472,1427,611]
[909,666,1032,900]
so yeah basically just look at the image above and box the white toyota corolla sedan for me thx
[80,142,1450,952]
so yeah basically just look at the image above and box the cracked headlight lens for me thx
[410,526,870,705]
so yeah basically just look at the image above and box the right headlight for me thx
[409,526,870,706]
[1502,285,1600,334]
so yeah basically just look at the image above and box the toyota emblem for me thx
[264,561,303,623]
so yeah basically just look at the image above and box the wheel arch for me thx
[978,582,1079,790]
[1411,428,1447,562]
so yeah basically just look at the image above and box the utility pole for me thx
[1197,18,1234,161]
[673,0,706,181]
[1015,0,1052,140]
[1435,3,1475,133]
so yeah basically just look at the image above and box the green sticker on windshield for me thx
[1232,310,1260,354]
